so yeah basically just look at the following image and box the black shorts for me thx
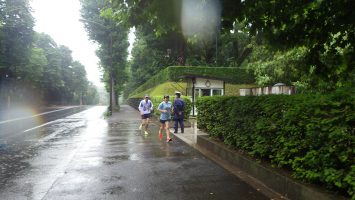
[160,119,170,124]
[141,114,151,119]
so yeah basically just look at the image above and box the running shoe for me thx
[144,131,149,135]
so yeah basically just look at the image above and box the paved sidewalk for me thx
[170,115,285,200]
[170,119,208,146]
[105,105,271,199]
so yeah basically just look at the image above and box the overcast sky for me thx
[31,0,135,87]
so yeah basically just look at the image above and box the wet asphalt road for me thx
[0,105,268,200]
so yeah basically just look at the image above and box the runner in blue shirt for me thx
[158,95,173,142]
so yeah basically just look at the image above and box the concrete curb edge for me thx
[196,135,347,200]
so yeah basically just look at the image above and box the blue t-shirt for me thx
[158,101,172,120]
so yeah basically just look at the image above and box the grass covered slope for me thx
[129,82,256,98]
[129,82,187,98]
[129,66,255,97]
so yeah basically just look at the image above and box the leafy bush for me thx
[196,91,355,197]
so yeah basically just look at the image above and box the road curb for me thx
[197,135,347,200]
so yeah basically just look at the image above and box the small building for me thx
[185,77,225,116]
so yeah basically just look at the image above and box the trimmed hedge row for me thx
[196,92,355,198]
[129,66,255,97]
[127,96,192,120]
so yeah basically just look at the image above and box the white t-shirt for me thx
[138,99,153,114]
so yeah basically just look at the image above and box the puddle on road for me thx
[129,153,141,161]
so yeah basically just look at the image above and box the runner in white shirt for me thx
[138,94,153,134]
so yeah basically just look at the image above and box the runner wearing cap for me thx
[158,95,173,142]
[138,94,153,134]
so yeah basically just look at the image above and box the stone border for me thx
[197,135,347,200]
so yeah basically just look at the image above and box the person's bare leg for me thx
[165,121,172,141]
[139,118,144,130]
[145,118,150,131]
[159,123,164,140]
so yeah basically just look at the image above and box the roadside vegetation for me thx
[0,1,99,108]
[197,91,354,197]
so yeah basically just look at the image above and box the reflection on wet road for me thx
[0,105,268,200]
[0,106,107,199]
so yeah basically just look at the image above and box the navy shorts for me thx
[141,114,151,119]
[160,119,170,124]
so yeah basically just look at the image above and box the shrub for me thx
[196,91,355,197]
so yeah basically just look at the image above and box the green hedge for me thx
[127,96,192,120]
[129,66,255,97]
[196,91,355,198]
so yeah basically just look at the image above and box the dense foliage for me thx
[0,0,99,108]
[196,92,355,197]
[246,46,309,87]
[101,0,258,98]
[235,0,355,91]
[104,0,354,95]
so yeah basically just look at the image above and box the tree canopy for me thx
[105,0,354,93]
[80,0,129,108]
[0,0,99,108]
[234,0,355,90]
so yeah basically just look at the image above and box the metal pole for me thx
[192,78,195,116]
[215,25,218,66]
[109,33,113,113]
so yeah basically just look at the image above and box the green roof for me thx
[129,66,255,97]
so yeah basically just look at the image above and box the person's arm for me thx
[138,101,144,114]
[158,103,166,113]
[150,100,153,111]
[172,100,176,113]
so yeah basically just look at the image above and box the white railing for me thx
[240,85,296,96]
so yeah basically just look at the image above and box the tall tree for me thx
[0,0,34,78]
[81,0,129,109]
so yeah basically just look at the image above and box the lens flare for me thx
[181,0,221,43]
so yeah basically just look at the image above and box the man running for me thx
[138,94,153,134]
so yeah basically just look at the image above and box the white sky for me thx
[30,0,135,87]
